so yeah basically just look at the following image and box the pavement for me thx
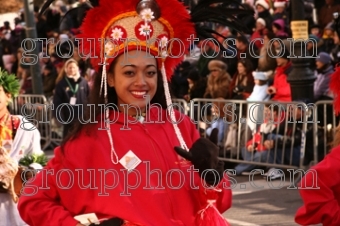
[223,174,308,226]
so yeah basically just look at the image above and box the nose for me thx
[134,72,147,86]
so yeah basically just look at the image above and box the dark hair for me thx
[236,35,249,45]
[258,80,267,85]
[237,58,253,74]
[60,58,168,151]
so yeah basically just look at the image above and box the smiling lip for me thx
[131,91,147,99]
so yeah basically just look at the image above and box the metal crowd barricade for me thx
[46,96,63,150]
[313,100,340,165]
[171,98,189,115]
[9,94,52,151]
[189,98,311,173]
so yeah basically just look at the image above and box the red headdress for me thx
[77,0,195,81]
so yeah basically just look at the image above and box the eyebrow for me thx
[122,64,156,69]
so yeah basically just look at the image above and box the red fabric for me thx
[18,108,232,226]
[250,31,263,49]
[271,62,292,102]
[295,146,340,225]
[195,187,230,226]
[247,133,267,151]
[330,64,340,115]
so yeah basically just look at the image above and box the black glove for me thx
[174,128,224,186]
[89,218,124,226]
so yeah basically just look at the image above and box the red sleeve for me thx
[273,73,291,101]
[295,148,340,225]
[18,147,80,226]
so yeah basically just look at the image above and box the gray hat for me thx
[252,71,268,80]
[316,52,331,65]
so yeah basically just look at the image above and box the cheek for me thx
[149,77,158,92]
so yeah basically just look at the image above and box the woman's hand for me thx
[76,223,85,226]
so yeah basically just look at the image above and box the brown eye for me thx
[146,71,156,77]
[124,71,135,76]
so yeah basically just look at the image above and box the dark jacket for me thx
[42,72,58,98]
[53,76,89,123]
[189,77,207,100]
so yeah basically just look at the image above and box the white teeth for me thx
[131,91,147,96]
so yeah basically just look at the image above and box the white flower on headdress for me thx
[111,28,124,40]
[160,36,168,48]
[140,8,155,22]
[138,24,152,36]
[105,42,114,55]
[161,50,168,58]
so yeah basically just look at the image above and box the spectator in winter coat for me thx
[250,18,267,50]
[224,35,259,79]
[331,31,340,66]
[318,0,340,31]
[42,63,58,99]
[272,0,289,27]
[204,60,232,99]
[230,58,255,100]
[255,0,273,31]
[53,58,89,138]
[247,71,270,131]
[272,19,289,40]
[319,22,335,54]
[314,52,334,101]
[267,47,292,102]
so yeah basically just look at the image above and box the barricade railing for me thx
[189,98,311,173]
[171,98,189,115]
[313,100,340,165]
[9,95,337,171]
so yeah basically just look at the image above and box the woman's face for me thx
[210,68,220,77]
[237,62,246,74]
[272,25,278,34]
[108,50,158,114]
[65,62,79,78]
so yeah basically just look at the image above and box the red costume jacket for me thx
[295,146,340,225]
[18,108,232,226]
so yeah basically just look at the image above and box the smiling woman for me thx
[17,0,253,226]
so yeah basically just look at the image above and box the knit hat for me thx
[256,18,266,27]
[208,60,227,72]
[256,0,270,10]
[252,71,268,81]
[274,0,287,8]
[316,52,331,65]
